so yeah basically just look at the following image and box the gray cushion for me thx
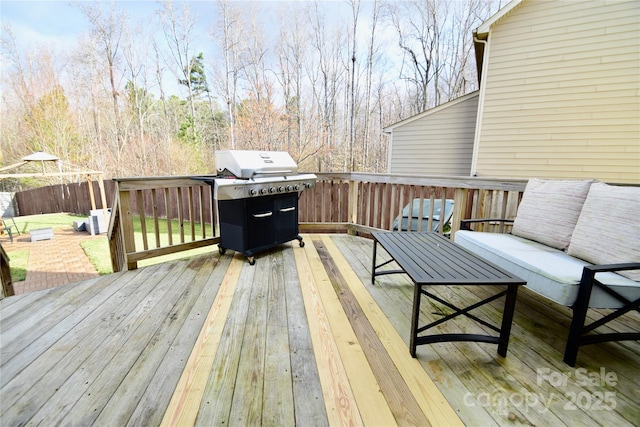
[511,178,594,250]
[455,230,640,308]
[567,182,640,282]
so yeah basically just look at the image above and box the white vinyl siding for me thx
[474,0,640,183]
[388,92,478,176]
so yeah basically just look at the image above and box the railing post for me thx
[451,187,469,237]
[348,179,359,234]
[119,189,138,270]
[0,244,14,298]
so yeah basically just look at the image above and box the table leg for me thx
[371,239,378,284]
[498,284,519,356]
[410,283,422,357]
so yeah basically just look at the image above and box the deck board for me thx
[1,234,639,426]
[314,237,431,426]
[104,254,230,427]
[31,259,202,426]
[231,255,266,425]
[262,251,295,426]
[309,238,400,427]
[282,242,329,426]
[196,255,253,426]
[1,265,168,424]
[294,239,364,426]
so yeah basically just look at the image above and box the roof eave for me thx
[475,0,525,35]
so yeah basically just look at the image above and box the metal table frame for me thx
[371,232,526,358]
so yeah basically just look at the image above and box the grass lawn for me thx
[6,250,28,282]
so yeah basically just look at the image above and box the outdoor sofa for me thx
[454,178,640,366]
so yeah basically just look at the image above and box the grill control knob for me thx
[269,187,276,193]
[260,188,268,195]
[249,188,257,196]
[286,185,292,192]
[294,184,300,191]
[278,186,284,193]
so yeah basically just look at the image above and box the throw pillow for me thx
[511,178,594,250]
[567,182,640,282]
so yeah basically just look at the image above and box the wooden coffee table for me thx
[371,232,526,358]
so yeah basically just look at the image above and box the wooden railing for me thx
[108,173,528,272]
[108,177,218,272]
[299,173,527,235]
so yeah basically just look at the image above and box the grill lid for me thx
[216,150,298,179]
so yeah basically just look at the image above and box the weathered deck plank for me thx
[57,257,219,426]
[1,264,173,425]
[230,251,269,425]
[282,245,329,426]
[103,253,231,426]
[195,254,254,425]
[29,260,201,426]
[159,253,238,427]
[1,234,639,427]
[0,273,123,388]
[262,250,295,425]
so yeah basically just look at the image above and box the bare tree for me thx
[307,2,349,171]
[158,0,199,141]
[363,0,382,171]
[76,2,127,165]
[1,24,34,109]
[387,0,440,113]
[211,0,246,149]
[348,0,360,171]
[439,0,498,101]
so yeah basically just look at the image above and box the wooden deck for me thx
[1,234,638,426]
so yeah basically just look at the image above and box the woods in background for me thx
[1,0,500,184]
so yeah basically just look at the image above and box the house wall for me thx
[388,92,478,176]
[473,0,639,183]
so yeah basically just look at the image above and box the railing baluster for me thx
[137,190,148,251]
[188,186,195,241]
[165,188,173,246]
[152,188,161,248]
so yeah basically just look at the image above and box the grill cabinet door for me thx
[274,194,299,244]
[245,197,275,251]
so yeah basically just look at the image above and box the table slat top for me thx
[372,232,525,286]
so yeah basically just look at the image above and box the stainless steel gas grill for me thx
[208,150,316,265]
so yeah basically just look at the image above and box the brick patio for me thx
[1,227,102,295]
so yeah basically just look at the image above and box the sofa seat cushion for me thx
[455,230,640,308]
[511,178,594,250]
[567,182,640,282]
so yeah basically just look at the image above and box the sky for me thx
[2,1,90,41]
[0,0,351,48]
[1,1,223,52]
